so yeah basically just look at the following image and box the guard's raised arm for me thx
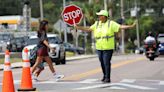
[119,20,137,30]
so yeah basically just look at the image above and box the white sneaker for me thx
[31,74,38,81]
[53,74,64,81]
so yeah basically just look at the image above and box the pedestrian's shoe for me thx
[103,78,111,83]
[53,74,64,81]
[31,74,38,81]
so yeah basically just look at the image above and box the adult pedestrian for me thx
[31,20,64,81]
[75,10,136,83]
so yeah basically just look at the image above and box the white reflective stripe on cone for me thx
[23,62,30,67]
[22,53,29,60]
[4,65,11,71]
[5,55,10,63]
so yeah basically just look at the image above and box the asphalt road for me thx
[0,54,164,92]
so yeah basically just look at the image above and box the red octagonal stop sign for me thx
[61,5,83,26]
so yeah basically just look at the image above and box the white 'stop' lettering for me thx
[63,9,81,21]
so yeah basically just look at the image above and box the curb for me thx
[0,54,97,71]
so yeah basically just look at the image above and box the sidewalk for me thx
[0,54,97,71]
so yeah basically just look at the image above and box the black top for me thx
[37,31,48,48]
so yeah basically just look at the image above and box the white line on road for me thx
[79,79,100,83]
[0,79,101,85]
[120,79,136,83]
[116,83,156,90]
[159,81,164,85]
[73,83,114,90]
[14,80,21,84]
[107,86,126,90]
[74,83,157,90]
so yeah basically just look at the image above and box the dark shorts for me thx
[37,47,49,56]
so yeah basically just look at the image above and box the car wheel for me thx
[77,50,80,54]
[55,61,60,65]
[52,58,60,65]
[61,53,66,64]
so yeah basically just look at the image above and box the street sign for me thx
[61,5,83,26]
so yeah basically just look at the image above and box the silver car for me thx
[22,34,66,65]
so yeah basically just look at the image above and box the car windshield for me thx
[27,36,62,45]
[0,34,14,41]
[15,38,24,43]
[27,38,38,45]
[158,36,164,43]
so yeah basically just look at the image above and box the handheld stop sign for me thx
[61,5,83,26]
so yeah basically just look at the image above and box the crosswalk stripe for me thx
[107,86,126,90]
[73,82,157,90]
[159,81,164,85]
[120,79,136,83]
[0,78,162,91]
[73,83,114,90]
[79,79,100,83]
[0,79,100,85]
[13,80,21,84]
[115,83,156,90]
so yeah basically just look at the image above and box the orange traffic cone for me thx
[2,50,15,92]
[18,48,36,91]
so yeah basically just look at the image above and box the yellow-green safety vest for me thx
[90,20,120,50]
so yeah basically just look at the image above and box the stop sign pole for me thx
[61,5,83,50]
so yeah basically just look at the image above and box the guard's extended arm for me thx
[119,20,137,30]
[75,25,93,32]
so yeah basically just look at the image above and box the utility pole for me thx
[83,16,87,54]
[23,0,31,32]
[120,0,125,54]
[39,0,43,20]
[135,0,140,48]
[89,0,92,4]
[104,0,107,10]
[108,0,113,18]
[63,0,68,43]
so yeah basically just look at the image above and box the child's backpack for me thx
[29,46,38,67]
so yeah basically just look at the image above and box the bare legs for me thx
[44,56,55,73]
[31,56,55,75]
[34,68,44,77]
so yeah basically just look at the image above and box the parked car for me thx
[6,38,17,52]
[0,33,14,52]
[157,33,164,55]
[0,41,6,52]
[15,37,28,52]
[6,36,28,52]
[22,34,66,65]
[64,42,84,54]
